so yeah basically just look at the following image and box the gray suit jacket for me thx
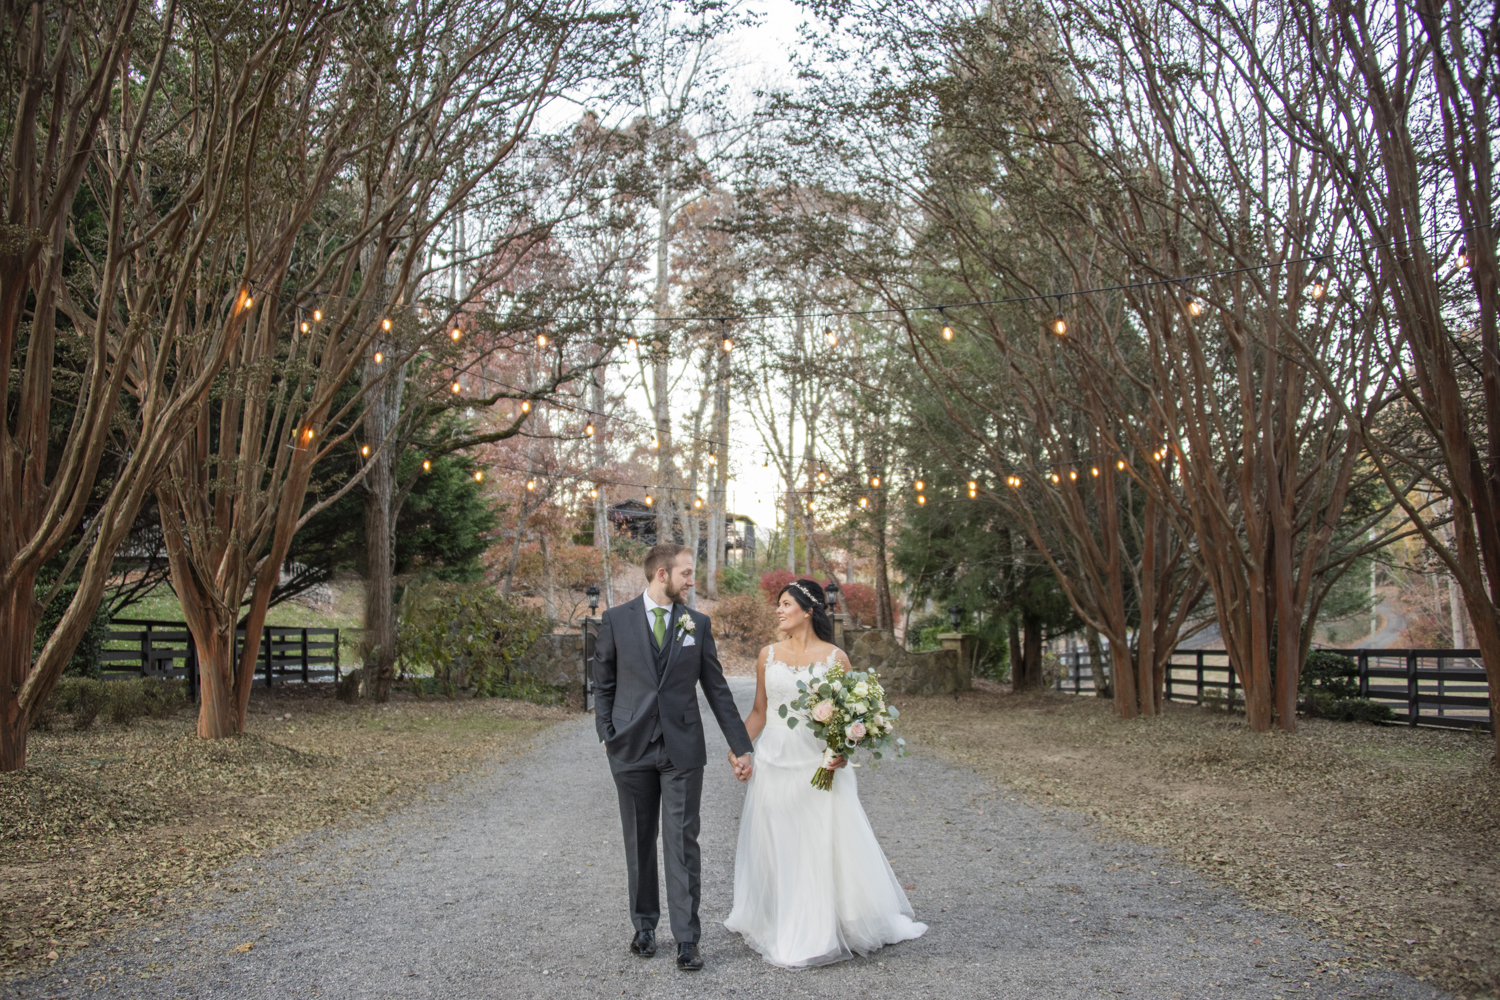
[592,596,753,769]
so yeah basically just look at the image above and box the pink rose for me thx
[847,721,867,741]
[811,700,835,723]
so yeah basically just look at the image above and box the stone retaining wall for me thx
[847,629,971,696]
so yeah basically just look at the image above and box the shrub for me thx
[759,568,799,604]
[31,577,111,680]
[718,563,755,596]
[49,676,185,729]
[65,679,109,730]
[397,582,551,697]
[907,612,948,652]
[713,594,780,645]
[1299,650,1391,722]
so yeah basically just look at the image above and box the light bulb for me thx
[589,488,599,499]
[521,401,530,413]
[825,328,837,346]
[694,497,703,509]
[382,318,391,331]
[859,496,868,508]
[300,321,309,333]
[585,423,595,436]
[474,470,484,482]
[817,470,827,482]
[1457,245,1470,269]
[1187,298,1204,317]
[1052,313,1068,336]
[242,293,254,310]
[1091,467,1099,477]
[644,495,654,506]
[1051,473,1060,483]
[374,352,383,364]
[451,328,462,341]
[1069,470,1078,480]
[313,309,323,322]
[303,427,315,440]
[942,325,953,340]
[422,459,431,471]
[722,337,733,352]
[650,437,659,449]
[1117,459,1127,470]
[968,480,978,490]
[871,476,881,487]
[1308,280,1326,300]
[917,494,927,505]
[1007,476,1021,488]
[526,479,536,491]
[537,333,548,348]
[451,381,461,393]
[708,453,717,464]
[360,445,370,457]
[628,337,638,351]
[915,480,925,491]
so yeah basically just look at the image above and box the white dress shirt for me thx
[642,590,674,640]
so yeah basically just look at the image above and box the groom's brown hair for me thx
[643,542,692,581]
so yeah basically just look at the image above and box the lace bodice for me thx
[764,646,839,709]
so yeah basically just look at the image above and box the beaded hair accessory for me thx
[790,581,824,608]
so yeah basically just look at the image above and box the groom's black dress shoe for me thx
[676,942,703,971]
[630,929,656,958]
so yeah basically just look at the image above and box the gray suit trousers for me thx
[608,737,703,943]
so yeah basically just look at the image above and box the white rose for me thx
[831,681,843,693]
[853,681,870,698]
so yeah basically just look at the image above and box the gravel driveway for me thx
[3,679,1452,1000]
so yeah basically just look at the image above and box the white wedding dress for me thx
[724,650,927,968]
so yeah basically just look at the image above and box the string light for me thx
[451,381,461,393]
[374,351,384,364]
[825,327,838,347]
[858,496,868,508]
[300,321,310,333]
[422,459,431,471]
[722,337,734,352]
[360,445,370,457]
[451,327,462,341]
[1006,475,1022,488]
[942,324,954,340]
[1052,311,1068,336]
[1051,473,1061,483]
[589,488,599,499]
[537,333,548,348]
[1117,459,1127,470]
[1186,297,1204,317]
[870,475,881,487]
[644,495,654,506]
[917,494,927,505]
[915,480,925,491]
[313,309,323,322]
[1091,467,1099,477]
[1069,470,1078,481]
[1457,244,1471,269]
[968,479,978,498]
[707,452,717,465]
[817,469,828,482]
[585,422,595,436]
[694,497,704,509]
[650,437,659,450]
[382,318,392,331]
[474,470,484,482]
[1308,279,1326,300]
[628,337,638,351]
[521,401,531,413]
[526,478,536,491]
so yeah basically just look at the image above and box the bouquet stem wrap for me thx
[779,663,905,791]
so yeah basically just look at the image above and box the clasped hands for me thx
[727,750,753,782]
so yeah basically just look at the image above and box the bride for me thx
[723,578,927,968]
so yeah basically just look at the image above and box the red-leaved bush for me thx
[838,581,878,625]
[759,568,799,603]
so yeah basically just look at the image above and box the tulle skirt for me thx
[723,721,927,968]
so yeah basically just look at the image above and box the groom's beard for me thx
[664,580,690,604]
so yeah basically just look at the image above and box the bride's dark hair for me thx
[777,578,835,643]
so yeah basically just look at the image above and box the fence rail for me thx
[1053,646,1493,732]
[104,618,341,696]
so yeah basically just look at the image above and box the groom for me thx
[593,542,754,971]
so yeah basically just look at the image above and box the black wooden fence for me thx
[103,618,341,696]
[1053,646,1493,732]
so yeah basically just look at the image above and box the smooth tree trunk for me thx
[361,351,405,702]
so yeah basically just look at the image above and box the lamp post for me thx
[948,603,964,630]
[586,584,600,613]
[825,579,841,613]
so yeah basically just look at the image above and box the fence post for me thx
[1358,651,1369,698]
[1227,658,1237,707]
[263,629,273,687]
[333,629,341,682]
[1437,653,1445,719]
[186,633,197,700]
[1196,651,1204,705]
[141,623,153,678]
[1165,654,1173,702]
[1075,650,1083,694]
[1406,649,1419,726]
[301,628,310,683]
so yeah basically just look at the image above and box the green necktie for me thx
[653,607,668,647]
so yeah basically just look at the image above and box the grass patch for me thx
[0,685,577,977]
[900,684,1500,999]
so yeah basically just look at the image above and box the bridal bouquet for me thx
[778,664,905,791]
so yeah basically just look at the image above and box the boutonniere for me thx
[676,615,696,641]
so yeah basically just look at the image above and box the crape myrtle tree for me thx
[1230,0,1500,759]
[151,0,630,736]
[782,0,1406,730]
[0,0,363,770]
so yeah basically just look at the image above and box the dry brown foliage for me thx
[900,685,1500,999]
[709,594,780,654]
[0,686,575,977]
